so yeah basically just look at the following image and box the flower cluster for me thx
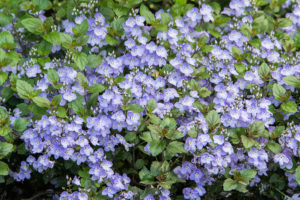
[0,0,299,199]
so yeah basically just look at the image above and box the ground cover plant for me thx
[0,0,300,199]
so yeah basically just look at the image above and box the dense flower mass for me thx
[0,0,299,199]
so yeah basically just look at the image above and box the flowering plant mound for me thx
[0,0,300,199]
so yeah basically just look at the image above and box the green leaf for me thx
[258,63,270,79]
[201,45,213,53]
[128,103,144,113]
[140,131,160,142]
[0,31,15,49]
[114,76,125,84]
[47,68,59,84]
[72,19,89,36]
[223,178,238,191]
[187,127,198,138]
[295,166,300,185]
[0,72,8,86]
[56,107,67,118]
[241,24,252,38]
[16,80,34,99]
[165,130,184,140]
[175,0,186,5]
[87,93,98,108]
[208,2,221,14]
[33,0,52,10]
[255,0,269,6]
[74,52,88,70]
[0,127,11,137]
[21,18,44,34]
[198,87,211,97]
[234,63,246,75]
[272,83,287,101]
[241,135,256,149]
[0,142,14,158]
[160,118,176,130]
[43,32,61,45]
[139,167,155,184]
[140,4,155,24]
[77,72,88,87]
[249,121,265,137]
[14,118,29,132]
[87,54,102,68]
[150,161,161,176]
[111,17,126,33]
[135,159,145,170]
[283,76,300,88]
[100,7,115,22]
[0,12,13,27]
[235,184,248,193]
[149,140,166,156]
[148,113,161,125]
[51,95,62,107]
[271,126,285,138]
[232,46,242,60]
[266,142,282,154]
[208,28,221,38]
[68,96,85,115]
[37,40,51,56]
[147,99,157,112]
[32,96,51,108]
[240,169,257,179]
[281,101,297,113]
[160,13,172,25]
[105,35,119,45]
[167,141,186,155]
[206,110,221,129]
[0,161,9,176]
[278,18,293,27]
[75,35,90,47]
[249,38,261,48]
[87,84,106,93]
[0,106,9,124]
[125,132,137,142]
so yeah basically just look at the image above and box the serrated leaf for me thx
[240,169,257,180]
[47,68,59,84]
[241,135,256,149]
[0,72,8,86]
[87,54,103,68]
[206,110,221,129]
[21,18,44,34]
[16,80,34,99]
[266,142,282,154]
[87,84,106,93]
[32,96,51,108]
[0,142,14,157]
[167,141,186,155]
[140,4,155,24]
[77,72,88,87]
[72,19,89,36]
[272,83,287,101]
[43,32,61,45]
[283,76,300,88]
[149,140,166,156]
[223,178,238,191]
[295,166,300,185]
[128,103,144,113]
[14,118,29,133]
[0,161,9,176]
[281,101,297,113]
[146,99,157,112]
[74,52,88,70]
